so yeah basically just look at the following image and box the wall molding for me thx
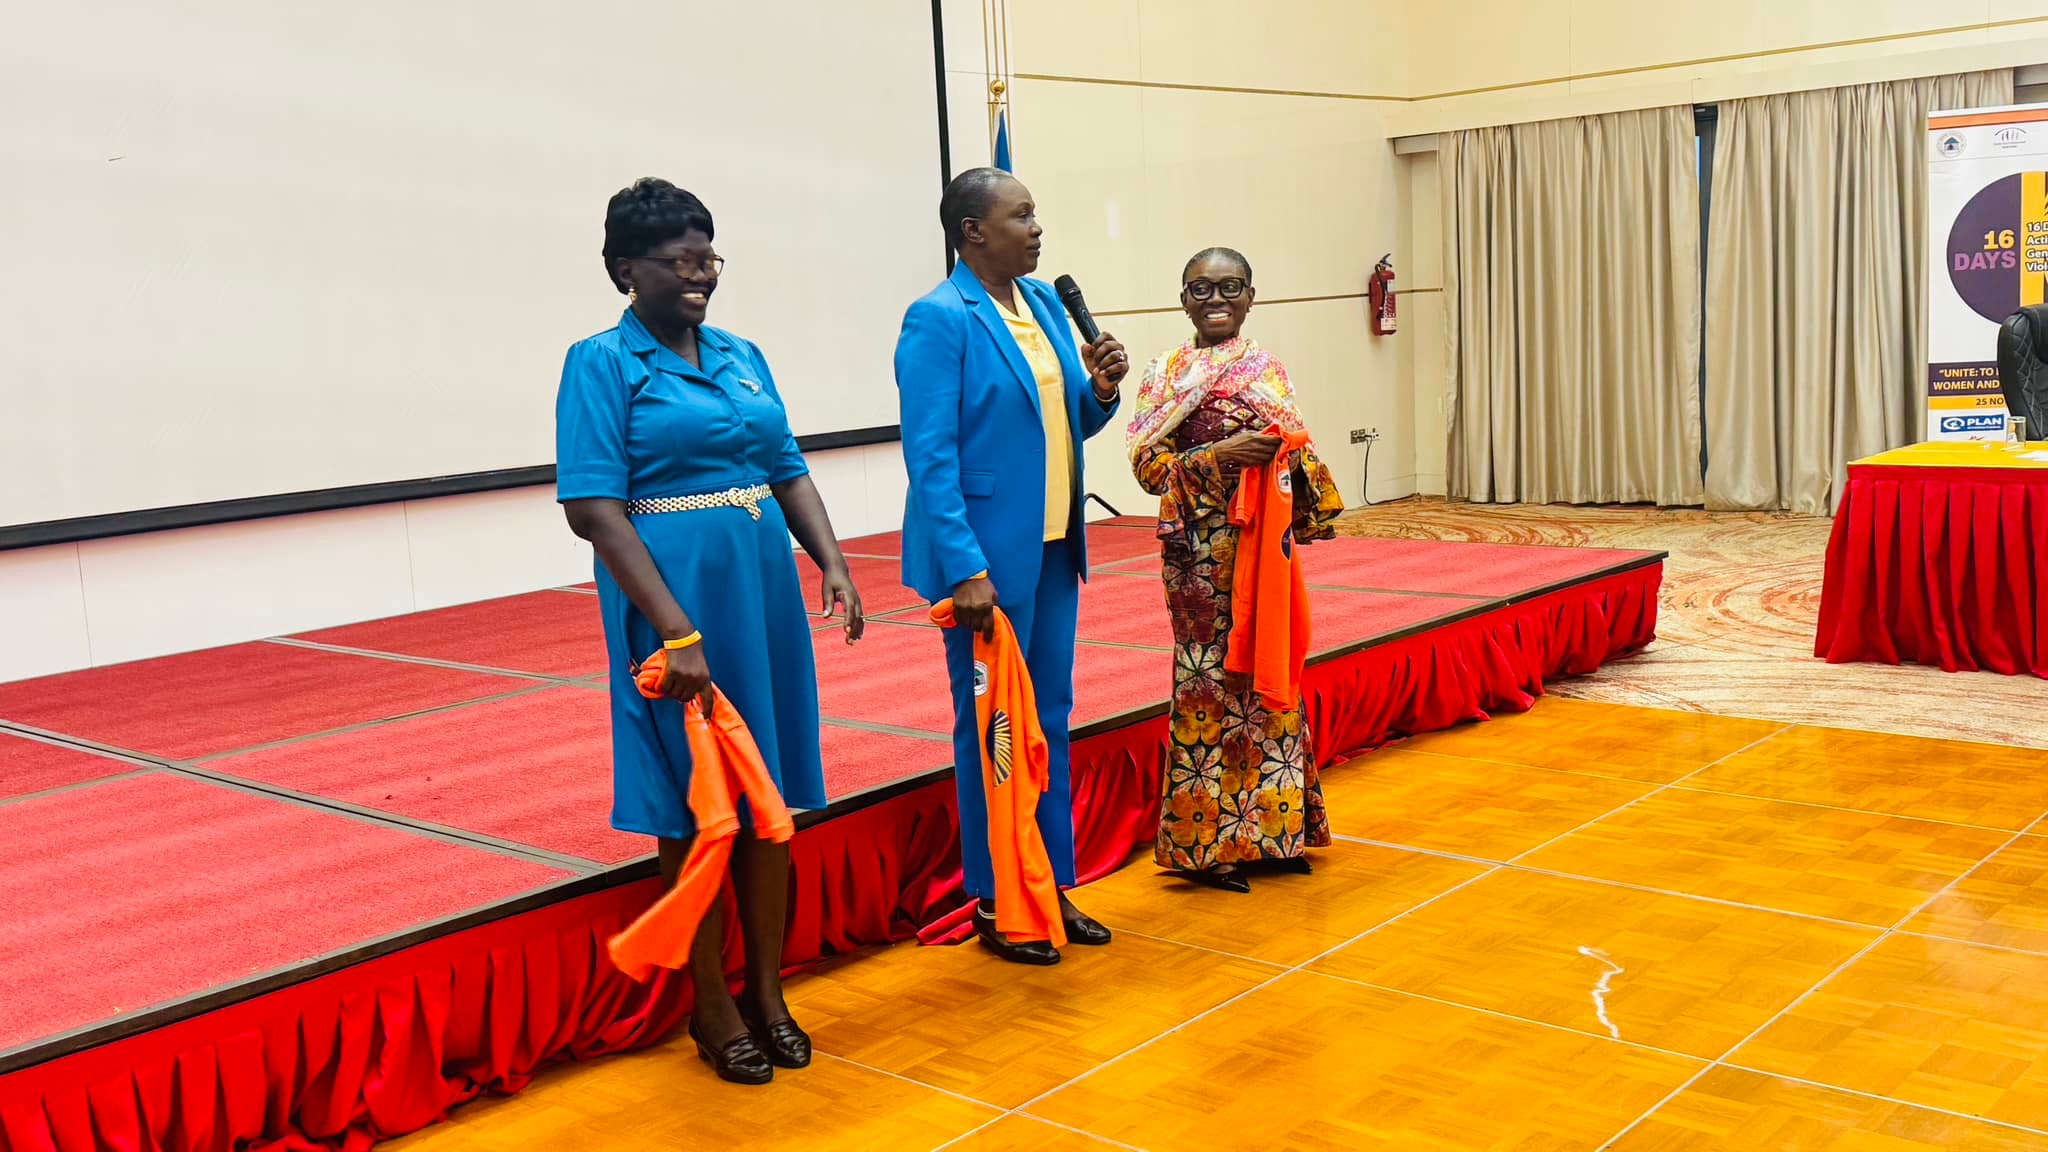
[0,427,901,552]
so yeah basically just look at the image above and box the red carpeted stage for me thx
[0,519,1662,1152]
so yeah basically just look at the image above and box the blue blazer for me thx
[895,262,1119,604]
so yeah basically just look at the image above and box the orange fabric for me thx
[607,670,793,983]
[929,599,1067,947]
[1225,426,1314,712]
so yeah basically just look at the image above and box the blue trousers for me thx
[943,539,1080,901]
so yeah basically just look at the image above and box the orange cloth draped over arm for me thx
[930,599,1067,948]
[1225,426,1315,712]
[607,652,794,983]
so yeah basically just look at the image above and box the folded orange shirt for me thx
[930,599,1066,948]
[609,654,794,983]
[1225,426,1314,713]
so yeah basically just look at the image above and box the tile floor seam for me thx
[1092,927,1292,970]
[1387,742,1754,788]
[1713,1062,2048,1138]
[1003,865,1509,1118]
[1894,928,2048,959]
[1655,781,2036,835]
[1327,832,1970,933]
[1594,820,2041,1149]
[1499,725,1799,874]
[1298,968,1707,1064]
[811,1050,1009,1114]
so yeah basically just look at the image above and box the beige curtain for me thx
[1704,70,2013,513]
[1443,106,1703,505]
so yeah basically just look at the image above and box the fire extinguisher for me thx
[1369,254,1397,335]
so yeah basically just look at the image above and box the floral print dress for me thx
[1135,388,1344,870]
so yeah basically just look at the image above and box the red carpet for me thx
[294,591,607,678]
[818,724,953,797]
[811,623,955,736]
[0,733,136,801]
[0,645,531,761]
[205,687,645,865]
[1069,644,1177,727]
[793,552,925,616]
[0,528,1664,1152]
[0,773,568,1051]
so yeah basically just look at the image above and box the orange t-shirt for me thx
[609,666,794,983]
[930,599,1066,947]
[1225,427,1314,712]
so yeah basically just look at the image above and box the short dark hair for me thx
[602,178,715,293]
[939,167,1013,252]
[1183,246,1253,283]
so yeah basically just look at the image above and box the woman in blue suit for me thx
[894,168,1131,965]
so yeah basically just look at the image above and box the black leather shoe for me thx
[974,907,1061,965]
[1175,867,1252,894]
[690,1021,775,1085]
[1060,907,1113,947]
[1271,856,1313,875]
[741,1004,812,1069]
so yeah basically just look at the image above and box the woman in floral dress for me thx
[1127,247,1345,893]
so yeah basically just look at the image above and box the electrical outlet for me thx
[1349,427,1381,444]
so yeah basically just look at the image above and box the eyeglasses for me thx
[637,253,725,278]
[1183,277,1247,301]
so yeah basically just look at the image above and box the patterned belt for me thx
[625,484,773,521]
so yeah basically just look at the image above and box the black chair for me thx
[1994,304,2048,435]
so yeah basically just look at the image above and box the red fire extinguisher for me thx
[1369,254,1397,335]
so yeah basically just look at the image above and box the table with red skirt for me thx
[1816,441,2048,679]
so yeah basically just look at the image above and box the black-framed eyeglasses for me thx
[636,253,725,278]
[1183,277,1247,301]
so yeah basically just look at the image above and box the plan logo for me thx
[1938,132,1967,158]
[1940,413,2006,434]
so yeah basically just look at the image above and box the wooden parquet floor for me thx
[387,700,2048,1151]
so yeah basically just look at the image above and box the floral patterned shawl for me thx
[1126,337,1313,464]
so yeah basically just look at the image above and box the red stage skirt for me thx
[0,565,1659,1152]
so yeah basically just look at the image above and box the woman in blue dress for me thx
[557,178,864,1086]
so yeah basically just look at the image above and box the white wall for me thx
[0,445,909,683]
[1392,0,2048,135]
[955,0,1418,520]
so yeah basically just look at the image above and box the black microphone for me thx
[1053,275,1101,344]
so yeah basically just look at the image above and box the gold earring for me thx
[627,286,638,304]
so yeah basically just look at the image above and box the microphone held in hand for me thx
[1053,275,1102,345]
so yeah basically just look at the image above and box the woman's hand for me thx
[1213,431,1284,472]
[659,643,716,714]
[1082,332,1129,398]
[951,575,1000,642]
[821,564,865,644]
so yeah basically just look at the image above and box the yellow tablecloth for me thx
[1853,441,2048,469]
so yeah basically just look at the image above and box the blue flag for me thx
[992,106,1012,172]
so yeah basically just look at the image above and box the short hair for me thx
[939,167,1014,252]
[602,178,715,293]
[1183,246,1253,283]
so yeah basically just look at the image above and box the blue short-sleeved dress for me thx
[555,308,827,839]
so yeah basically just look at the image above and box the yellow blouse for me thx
[995,286,1074,542]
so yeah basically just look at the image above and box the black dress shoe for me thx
[974,907,1061,965]
[1060,908,1113,947]
[690,1021,775,1085]
[1175,867,1252,894]
[741,1004,813,1069]
[1268,856,1313,875]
